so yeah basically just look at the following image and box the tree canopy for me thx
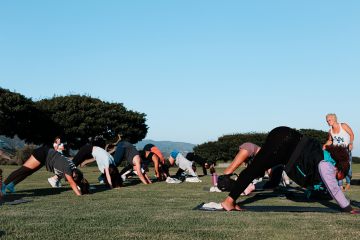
[0,87,148,154]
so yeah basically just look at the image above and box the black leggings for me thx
[229,127,303,200]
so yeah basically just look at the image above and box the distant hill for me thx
[135,139,196,158]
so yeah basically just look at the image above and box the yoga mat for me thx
[253,187,301,192]
[193,202,345,213]
[245,192,304,199]
[0,200,33,205]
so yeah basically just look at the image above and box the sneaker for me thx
[98,176,105,183]
[48,177,57,187]
[1,183,6,195]
[121,175,126,182]
[56,179,62,187]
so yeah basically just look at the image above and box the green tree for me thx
[10,145,37,165]
[35,94,148,154]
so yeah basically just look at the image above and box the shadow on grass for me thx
[237,194,341,210]
[3,184,115,200]
[0,231,4,237]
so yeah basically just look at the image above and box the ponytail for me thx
[109,164,123,188]
[73,169,90,194]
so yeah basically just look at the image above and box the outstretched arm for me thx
[104,166,113,188]
[323,130,333,150]
[65,173,82,196]
[342,123,354,151]
[318,161,352,212]
[133,156,148,184]
[152,155,160,178]
[224,149,249,175]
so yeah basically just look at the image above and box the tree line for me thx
[193,128,331,165]
[0,87,148,155]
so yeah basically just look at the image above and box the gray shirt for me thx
[239,143,259,158]
[45,149,76,178]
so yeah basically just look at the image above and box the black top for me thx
[72,145,94,166]
[143,144,155,151]
[32,146,51,164]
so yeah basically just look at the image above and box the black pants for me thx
[229,127,303,200]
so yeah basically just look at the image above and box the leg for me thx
[345,154,352,190]
[119,165,133,176]
[175,168,185,176]
[4,155,43,186]
[223,127,302,210]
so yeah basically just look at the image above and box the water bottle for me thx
[212,173,218,186]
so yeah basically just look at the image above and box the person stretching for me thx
[113,141,151,185]
[48,145,123,189]
[2,146,90,195]
[183,153,210,175]
[221,127,359,214]
[166,151,198,178]
[139,150,169,180]
[143,144,165,164]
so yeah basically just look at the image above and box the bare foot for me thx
[345,184,350,191]
[221,201,235,211]
[221,197,245,211]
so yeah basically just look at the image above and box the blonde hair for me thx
[326,113,337,122]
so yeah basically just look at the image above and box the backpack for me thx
[217,174,237,192]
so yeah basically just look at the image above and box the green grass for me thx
[1,165,360,239]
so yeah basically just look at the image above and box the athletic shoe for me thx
[185,177,202,183]
[1,183,6,195]
[56,179,62,187]
[210,186,222,192]
[6,183,16,193]
[98,176,105,183]
[48,177,57,187]
[121,175,126,182]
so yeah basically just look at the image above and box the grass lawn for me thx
[1,165,360,239]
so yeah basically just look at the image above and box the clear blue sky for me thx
[1,1,359,156]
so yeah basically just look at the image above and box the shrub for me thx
[13,145,37,165]
[353,156,360,164]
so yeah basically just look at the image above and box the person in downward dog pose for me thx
[139,150,169,180]
[221,127,359,214]
[49,145,123,189]
[143,144,165,164]
[323,113,354,191]
[113,141,152,185]
[180,153,210,176]
[2,146,90,195]
[166,151,198,178]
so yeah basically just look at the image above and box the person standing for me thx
[53,137,64,155]
[323,113,354,190]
